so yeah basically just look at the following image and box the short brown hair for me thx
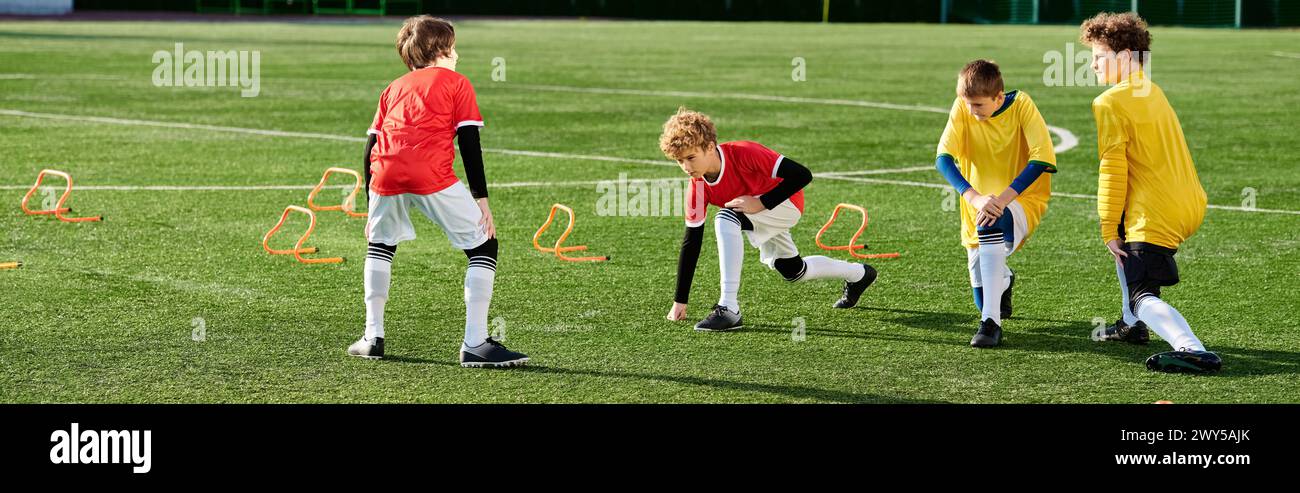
[397,16,456,70]
[1080,12,1152,63]
[659,107,718,160]
[956,59,1003,98]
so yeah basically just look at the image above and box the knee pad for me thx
[772,256,805,282]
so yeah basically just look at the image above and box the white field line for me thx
[506,84,1080,154]
[0,109,679,167]
[1270,51,1300,60]
[818,166,934,176]
[0,73,129,80]
[821,174,1300,216]
[2,109,1297,216]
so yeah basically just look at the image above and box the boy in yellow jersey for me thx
[1081,12,1220,373]
[935,60,1056,348]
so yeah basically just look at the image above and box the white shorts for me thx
[365,181,489,250]
[737,200,802,268]
[966,200,1029,288]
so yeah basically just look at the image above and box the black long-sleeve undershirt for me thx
[672,157,813,304]
[363,133,377,198]
[457,125,488,199]
[362,127,488,200]
[674,225,705,304]
[759,157,812,211]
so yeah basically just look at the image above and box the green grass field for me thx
[1,19,1298,403]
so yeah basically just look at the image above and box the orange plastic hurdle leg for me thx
[0,261,21,270]
[307,167,367,218]
[814,203,901,260]
[532,204,608,262]
[262,206,344,264]
[20,169,102,223]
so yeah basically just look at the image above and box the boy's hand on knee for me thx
[974,194,1006,227]
[476,198,496,239]
[666,302,688,321]
[723,195,765,214]
[968,193,993,214]
[981,194,1005,216]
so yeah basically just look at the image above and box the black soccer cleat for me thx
[834,264,878,309]
[694,304,743,332]
[347,336,384,360]
[1092,319,1150,345]
[1146,350,1222,374]
[1000,271,1015,319]
[460,338,529,368]
[970,318,1003,348]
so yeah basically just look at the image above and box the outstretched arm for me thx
[668,225,705,321]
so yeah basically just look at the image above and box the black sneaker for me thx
[970,319,1002,348]
[1000,271,1015,319]
[460,338,529,368]
[694,304,743,332]
[1092,319,1150,345]
[1146,349,1222,374]
[833,264,878,309]
[347,336,384,360]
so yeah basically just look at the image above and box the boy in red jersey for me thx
[347,16,527,368]
[660,107,878,331]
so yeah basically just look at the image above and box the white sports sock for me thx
[463,257,497,347]
[715,212,744,313]
[363,257,392,340]
[977,231,1007,325]
[1116,259,1139,325]
[1136,296,1205,352]
[797,255,865,282]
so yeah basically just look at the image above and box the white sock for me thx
[463,256,496,347]
[977,231,1007,325]
[1136,296,1205,352]
[797,255,866,282]
[363,257,392,340]
[1116,259,1139,325]
[715,211,744,313]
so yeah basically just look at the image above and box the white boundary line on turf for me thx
[1270,51,1300,60]
[503,84,1080,154]
[0,108,927,174]
[821,176,1300,217]
[818,166,934,176]
[0,73,129,80]
[0,108,680,168]
[2,108,1297,216]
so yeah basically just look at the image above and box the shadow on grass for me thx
[382,356,943,404]
[852,307,1300,377]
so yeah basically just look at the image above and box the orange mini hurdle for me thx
[532,204,608,262]
[814,203,901,260]
[0,261,21,270]
[306,167,367,218]
[262,205,344,264]
[20,169,102,223]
